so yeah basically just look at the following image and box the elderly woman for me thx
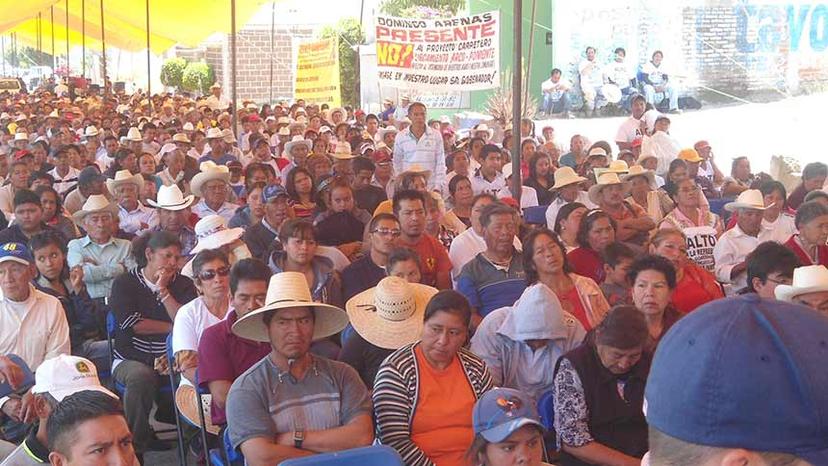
[446,175,473,229]
[467,388,547,466]
[552,305,650,466]
[784,200,828,267]
[660,177,723,272]
[622,165,673,222]
[524,229,609,330]
[523,152,556,205]
[628,255,684,351]
[649,229,724,313]
[567,210,617,284]
[374,290,493,466]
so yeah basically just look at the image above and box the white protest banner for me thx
[375,11,499,91]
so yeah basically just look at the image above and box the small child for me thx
[387,248,423,284]
[600,242,635,306]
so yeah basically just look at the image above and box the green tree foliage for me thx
[181,62,214,95]
[160,57,187,89]
[379,0,464,17]
[320,18,365,108]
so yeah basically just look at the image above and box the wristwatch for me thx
[293,428,305,449]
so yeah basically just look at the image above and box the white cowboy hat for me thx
[106,169,144,193]
[329,142,357,160]
[14,114,27,122]
[551,166,588,190]
[588,172,629,205]
[346,277,437,350]
[172,133,191,144]
[157,143,178,160]
[724,189,769,212]
[587,146,609,158]
[147,185,194,211]
[277,116,291,125]
[284,136,312,157]
[775,265,828,302]
[182,122,195,132]
[189,215,244,255]
[174,385,219,435]
[329,107,347,119]
[125,127,142,142]
[205,127,223,140]
[232,272,350,343]
[376,126,398,141]
[221,128,236,144]
[473,123,494,140]
[71,194,118,226]
[277,126,291,137]
[190,161,230,198]
[620,164,656,188]
[84,126,100,138]
[13,133,28,142]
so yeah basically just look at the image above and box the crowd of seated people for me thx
[0,83,826,466]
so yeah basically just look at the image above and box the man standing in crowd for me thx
[392,102,446,192]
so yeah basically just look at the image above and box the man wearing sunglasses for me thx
[342,213,401,302]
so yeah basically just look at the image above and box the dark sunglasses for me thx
[197,266,230,281]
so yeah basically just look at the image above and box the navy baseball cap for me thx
[262,184,288,203]
[645,294,828,463]
[473,387,544,443]
[0,242,34,265]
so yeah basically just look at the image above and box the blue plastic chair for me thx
[209,427,243,466]
[523,205,549,226]
[537,390,555,430]
[278,445,404,466]
[0,355,34,398]
[165,333,190,466]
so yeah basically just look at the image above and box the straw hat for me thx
[277,126,291,137]
[182,122,195,132]
[172,133,191,144]
[232,272,350,343]
[329,107,347,119]
[551,166,587,190]
[13,133,28,142]
[329,142,357,160]
[106,169,144,193]
[586,146,609,159]
[221,129,236,144]
[284,136,312,156]
[346,277,437,349]
[189,215,244,255]
[277,116,291,125]
[72,194,118,226]
[84,126,100,138]
[400,164,432,181]
[621,165,656,188]
[473,123,494,139]
[147,184,194,211]
[724,189,769,212]
[125,127,142,142]
[376,126,398,142]
[190,161,230,197]
[775,265,828,302]
[174,385,219,435]
[205,127,223,140]
[678,148,703,163]
[588,172,628,205]
[594,160,630,179]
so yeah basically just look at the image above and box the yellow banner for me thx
[294,38,341,106]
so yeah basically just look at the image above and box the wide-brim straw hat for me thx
[172,132,191,144]
[125,127,142,141]
[174,385,219,435]
[147,184,194,211]
[284,136,312,156]
[190,161,230,198]
[588,172,629,205]
[376,126,398,141]
[71,194,119,226]
[105,169,144,193]
[551,166,587,190]
[346,277,437,350]
[189,215,244,255]
[473,123,494,139]
[205,127,223,139]
[775,265,828,302]
[620,164,657,188]
[233,272,350,343]
[724,189,769,212]
[329,142,357,160]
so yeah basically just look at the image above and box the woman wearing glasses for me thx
[659,177,723,273]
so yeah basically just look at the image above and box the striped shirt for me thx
[392,125,446,190]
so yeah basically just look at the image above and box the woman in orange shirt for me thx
[373,290,494,466]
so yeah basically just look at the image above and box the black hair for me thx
[758,180,787,209]
[805,189,828,204]
[407,102,426,115]
[388,247,421,273]
[114,148,133,161]
[551,68,562,75]
[472,193,498,209]
[132,231,182,268]
[448,174,471,197]
[393,189,426,216]
[614,47,626,55]
[528,152,554,185]
[480,143,501,161]
[365,114,379,123]
[602,242,636,267]
[13,189,41,209]
[554,202,587,234]
[523,229,571,285]
[745,241,801,293]
[479,202,516,229]
[730,156,749,176]
[802,162,828,181]
[594,305,649,350]
[576,209,616,249]
[795,200,828,229]
[423,289,472,328]
[369,212,400,232]
[229,258,271,295]
[278,218,316,244]
[626,254,677,289]
[29,230,68,255]
[353,156,376,174]
[652,50,663,59]
[285,166,316,201]
[191,249,229,279]
[46,390,126,458]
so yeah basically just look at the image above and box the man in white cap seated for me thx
[713,189,768,294]
[190,161,239,222]
[147,184,197,258]
[1,355,116,465]
[774,264,828,315]
[107,170,157,238]
[205,83,231,112]
[226,272,373,464]
[544,166,596,230]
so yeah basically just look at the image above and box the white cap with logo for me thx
[32,355,118,402]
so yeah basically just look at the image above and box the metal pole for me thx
[269,0,274,105]
[100,0,107,90]
[511,0,522,204]
[12,33,17,75]
[231,0,238,136]
[65,0,70,76]
[82,0,86,78]
[51,7,56,71]
[145,0,152,113]
[1,36,5,76]
[522,0,537,115]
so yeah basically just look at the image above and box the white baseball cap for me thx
[31,355,117,402]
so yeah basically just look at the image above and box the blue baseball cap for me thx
[473,387,544,443]
[262,184,288,203]
[645,294,828,463]
[0,242,33,265]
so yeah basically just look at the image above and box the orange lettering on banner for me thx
[376,42,414,68]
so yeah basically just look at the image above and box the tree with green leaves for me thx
[181,62,214,95]
[320,18,365,108]
[160,57,187,89]
[379,0,464,17]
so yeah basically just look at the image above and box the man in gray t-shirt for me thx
[225,272,374,464]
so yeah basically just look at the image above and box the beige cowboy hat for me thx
[221,129,236,144]
[284,136,312,157]
[775,265,828,302]
[588,172,629,205]
[376,126,398,142]
[182,122,195,132]
[277,126,291,137]
[125,127,142,142]
[595,159,630,179]
[172,133,191,144]
[233,272,350,342]
[346,277,437,350]
[400,164,432,181]
[329,142,357,161]
[174,385,219,435]
[189,214,244,255]
[147,184,194,211]
[724,189,770,212]
[205,127,223,140]
[71,194,119,226]
[473,123,494,140]
[551,166,588,190]
[84,126,100,138]
[621,164,657,188]
[106,169,144,193]
[13,133,28,142]
[329,107,347,119]
[190,161,230,198]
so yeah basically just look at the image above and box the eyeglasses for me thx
[372,228,401,237]
[197,265,230,281]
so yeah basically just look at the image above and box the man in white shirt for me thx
[205,83,232,111]
[603,47,636,112]
[545,167,596,229]
[392,95,411,122]
[541,68,572,117]
[615,94,647,151]
[714,190,767,294]
[639,50,679,113]
[579,46,604,117]
[107,170,158,237]
[392,102,446,192]
[191,162,239,222]
[471,144,506,196]
[47,146,81,196]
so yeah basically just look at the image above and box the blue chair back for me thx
[523,205,549,225]
[224,427,243,464]
[279,445,403,466]
[537,390,554,430]
[106,311,118,336]
[0,355,35,398]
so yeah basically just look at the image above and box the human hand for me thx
[153,355,170,376]
[156,267,173,290]
[1,398,21,421]
[82,257,99,265]
[18,391,36,424]
[69,266,86,294]
[0,355,25,390]
[274,432,293,447]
